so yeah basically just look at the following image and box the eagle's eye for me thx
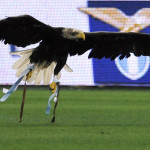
[72,32,78,36]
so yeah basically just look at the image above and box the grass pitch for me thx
[0,86,150,150]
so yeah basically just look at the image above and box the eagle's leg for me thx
[48,55,67,122]
[47,55,68,122]
[49,77,61,123]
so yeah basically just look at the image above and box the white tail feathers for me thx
[43,62,55,85]
[10,49,34,56]
[56,72,61,80]
[12,53,30,70]
[64,64,73,72]
[11,49,73,85]
[34,69,44,85]
[43,66,51,85]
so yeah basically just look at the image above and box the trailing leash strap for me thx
[0,76,24,102]
[45,91,57,115]
[45,81,60,123]
[51,82,60,123]
[19,70,34,122]
[19,78,27,122]
[45,81,59,114]
[0,65,34,102]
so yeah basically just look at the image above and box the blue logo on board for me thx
[115,54,150,80]
[79,1,150,84]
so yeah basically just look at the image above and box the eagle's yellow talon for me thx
[26,70,33,80]
[50,82,57,93]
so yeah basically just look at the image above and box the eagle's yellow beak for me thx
[77,32,85,41]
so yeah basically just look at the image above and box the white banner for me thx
[0,0,94,86]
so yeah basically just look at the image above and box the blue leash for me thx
[0,65,34,102]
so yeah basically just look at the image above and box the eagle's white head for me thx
[62,28,85,41]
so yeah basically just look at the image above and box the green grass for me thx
[1,87,150,150]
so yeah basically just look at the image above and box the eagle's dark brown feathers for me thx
[1,15,150,74]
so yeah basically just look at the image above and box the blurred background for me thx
[1,0,150,87]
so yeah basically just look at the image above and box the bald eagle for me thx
[1,15,150,122]
[1,15,150,77]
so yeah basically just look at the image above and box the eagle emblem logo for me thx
[79,7,150,80]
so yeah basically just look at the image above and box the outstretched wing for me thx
[68,32,150,60]
[0,15,51,47]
